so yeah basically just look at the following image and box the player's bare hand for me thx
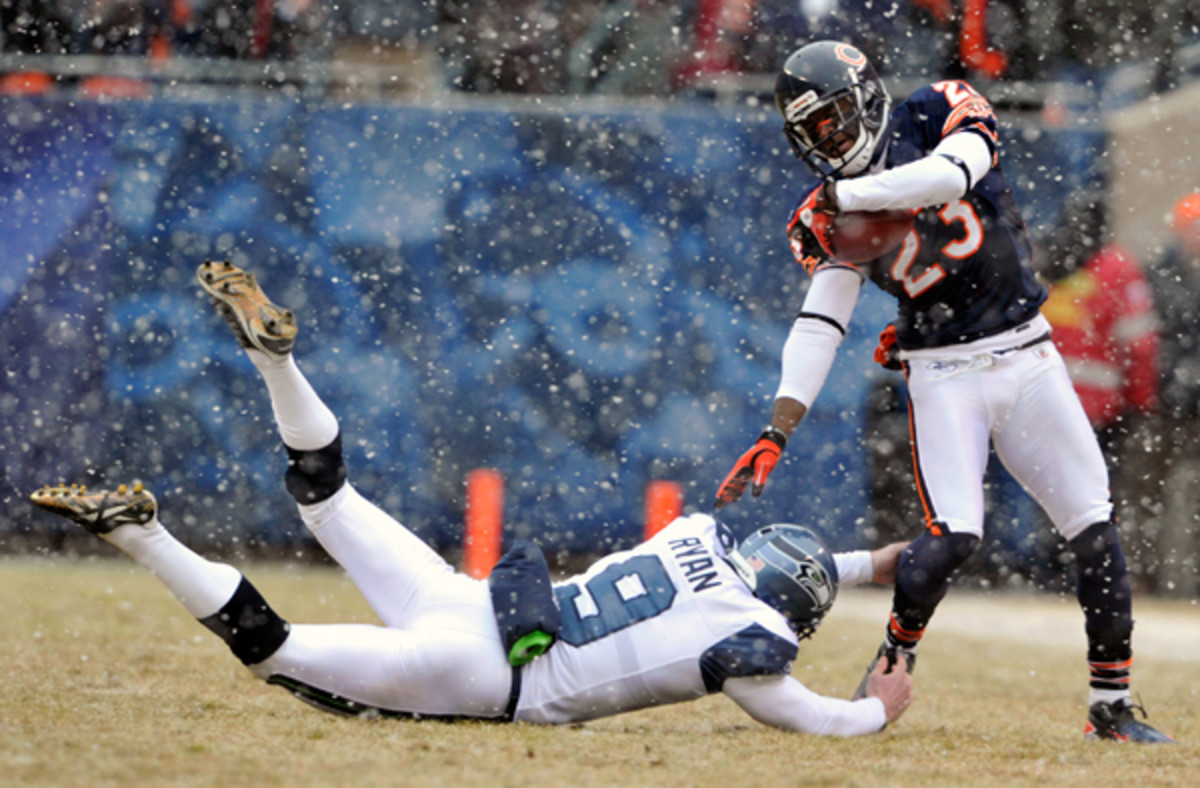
[869,541,910,585]
[714,428,787,508]
[866,654,914,724]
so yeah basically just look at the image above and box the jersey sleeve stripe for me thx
[941,105,997,142]
[700,623,799,693]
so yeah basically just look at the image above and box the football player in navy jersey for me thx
[714,40,1173,743]
[29,262,914,736]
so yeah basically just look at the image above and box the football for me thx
[830,209,915,263]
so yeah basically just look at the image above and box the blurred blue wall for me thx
[0,95,1101,556]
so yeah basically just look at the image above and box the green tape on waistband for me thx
[508,630,554,666]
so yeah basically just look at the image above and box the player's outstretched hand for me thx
[714,428,787,508]
[866,654,914,724]
[869,541,910,585]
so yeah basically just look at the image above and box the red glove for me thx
[714,427,788,508]
[787,181,838,272]
[874,323,902,370]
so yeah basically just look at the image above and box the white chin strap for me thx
[824,101,888,177]
[830,134,874,176]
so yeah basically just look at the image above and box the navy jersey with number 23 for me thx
[789,80,1047,350]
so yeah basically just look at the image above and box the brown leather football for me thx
[830,210,915,263]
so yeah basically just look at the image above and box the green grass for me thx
[1,556,1195,787]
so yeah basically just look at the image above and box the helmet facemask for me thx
[783,80,889,178]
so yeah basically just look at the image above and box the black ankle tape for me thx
[284,433,347,505]
[199,576,291,666]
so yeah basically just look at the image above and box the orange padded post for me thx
[464,469,503,578]
[960,0,1009,79]
[644,480,683,540]
[0,72,54,95]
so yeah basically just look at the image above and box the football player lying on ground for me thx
[29,261,913,735]
[715,41,1173,743]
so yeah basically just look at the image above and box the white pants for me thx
[905,337,1112,541]
[251,483,515,719]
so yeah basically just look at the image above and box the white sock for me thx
[1089,688,1131,707]
[246,350,338,451]
[105,520,242,619]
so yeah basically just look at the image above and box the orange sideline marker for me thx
[644,480,683,540]
[464,469,503,578]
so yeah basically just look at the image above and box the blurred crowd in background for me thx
[2,1,1200,106]
[2,1,1199,594]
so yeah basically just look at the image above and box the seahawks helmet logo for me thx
[748,541,834,611]
[794,561,835,612]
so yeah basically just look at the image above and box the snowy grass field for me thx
[2,556,1196,788]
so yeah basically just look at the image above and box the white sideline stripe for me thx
[828,587,1200,664]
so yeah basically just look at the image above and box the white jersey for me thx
[256,487,881,734]
[170,327,888,736]
[516,514,884,734]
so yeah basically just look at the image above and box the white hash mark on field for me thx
[829,587,1200,664]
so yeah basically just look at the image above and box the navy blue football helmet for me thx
[728,524,839,640]
[774,41,891,178]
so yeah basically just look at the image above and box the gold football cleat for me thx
[30,482,157,535]
[197,260,297,359]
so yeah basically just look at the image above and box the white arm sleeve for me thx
[833,550,874,586]
[724,674,887,735]
[775,267,862,408]
[835,131,993,213]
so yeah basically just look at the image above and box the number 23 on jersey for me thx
[889,198,984,297]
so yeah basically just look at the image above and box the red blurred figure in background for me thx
[1036,190,1159,444]
[1144,192,1200,596]
[1035,189,1160,587]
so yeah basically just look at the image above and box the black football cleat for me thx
[197,260,297,360]
[30,482,157,535]
[851,641,918,701]
[1084,699,1175,743]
